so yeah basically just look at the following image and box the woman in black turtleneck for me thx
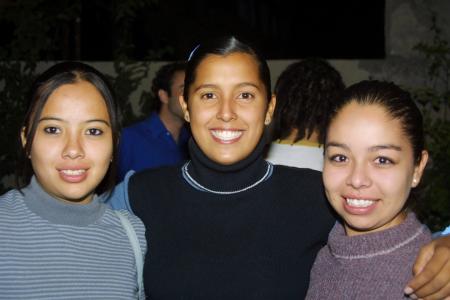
[108,36,450,300]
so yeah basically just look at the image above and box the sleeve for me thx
[104,170,136,212]
[117,129,132,181]
[440,226,450,236]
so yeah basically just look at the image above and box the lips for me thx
[58,168,88,183]
[343,196,378,215]
[210,129,243,143]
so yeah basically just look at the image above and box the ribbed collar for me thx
[23,176,106,226]
[184,135,271,192]
[328,213,427,259]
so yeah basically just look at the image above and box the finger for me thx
[414,243,435,276]
[421,279,450,300]
[406,243,436,295]
[412,247,450,299]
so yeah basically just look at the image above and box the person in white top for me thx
[266,58,345,171]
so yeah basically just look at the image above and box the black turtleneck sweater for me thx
[129,138,335,299]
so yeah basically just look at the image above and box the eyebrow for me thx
[368,144,402,151]
[38,117,111,127]
[326,142,402,152]
[193,82,261,93]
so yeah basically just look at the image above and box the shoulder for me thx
[270,164,335,222]
[271,164,323,187]
[128,165,182,215]
[106,207,145,233]
[130,165,181,186]
[121,118,150,137]
[102,206,147,253]
[0,189,25,210]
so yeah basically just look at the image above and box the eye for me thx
[237,92,254,100]
[374,156,394,165]
[86,128,103,136]
[200,92,216,100]
[44,126,61,134]
[329,154,348,163]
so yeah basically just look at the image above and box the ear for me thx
[21,127,31,158]
[158,89,170,105]
[20,127,27,148]
[411,150,429,188]
[179,95,190,122]
[264,94,277,125]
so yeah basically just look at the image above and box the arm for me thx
[103,170,135,212]
[404,234,450,300]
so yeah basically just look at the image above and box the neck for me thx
[23,176,105,226]
[184,136,272,193]
[158,106,184,142]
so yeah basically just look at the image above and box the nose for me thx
[62,132,84,159]
[346,161,371,189]
[216,98,237,122]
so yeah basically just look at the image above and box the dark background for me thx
[5,0,384,61]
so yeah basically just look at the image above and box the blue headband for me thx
[187,44,200,61]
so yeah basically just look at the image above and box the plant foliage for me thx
[411,14,450,231]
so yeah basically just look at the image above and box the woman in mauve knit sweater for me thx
[306,81,434,299]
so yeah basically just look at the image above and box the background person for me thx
[118,61,189,180]
[266,58,345,171]
[0,62,146,299]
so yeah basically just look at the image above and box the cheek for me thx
[30,138,58,165]
[89,138,114,165]
[374,170,412,201]
[189,106,213,129]
[323,165,346,192]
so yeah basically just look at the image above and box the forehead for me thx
[42,81,109,117]
[194,52,261,83]
[329,102,410,147]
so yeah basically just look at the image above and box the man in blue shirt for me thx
[118,62,190,180]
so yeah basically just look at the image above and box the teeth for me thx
[211,130,242,141]
[61,169,85,176]
[346,198,375,208]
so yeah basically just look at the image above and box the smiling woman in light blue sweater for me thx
[0,62,146,299]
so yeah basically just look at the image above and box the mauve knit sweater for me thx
[306,213,431,300]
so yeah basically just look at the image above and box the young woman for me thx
[305,80,437,299]
[0,62,146,299]
[107,37,450,299]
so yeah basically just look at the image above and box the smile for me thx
[58,169,88,183]
[345,198,376,208]
[60,169,86,176]
[210,129,243,142]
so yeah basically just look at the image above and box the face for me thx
[323,102,428,236]
[24,81,113,204]
[167,70,185,119]
[180,52,275,165]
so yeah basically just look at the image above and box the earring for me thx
[184,113,190,122]
[264,117,271,125]
[413,178,418,186]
